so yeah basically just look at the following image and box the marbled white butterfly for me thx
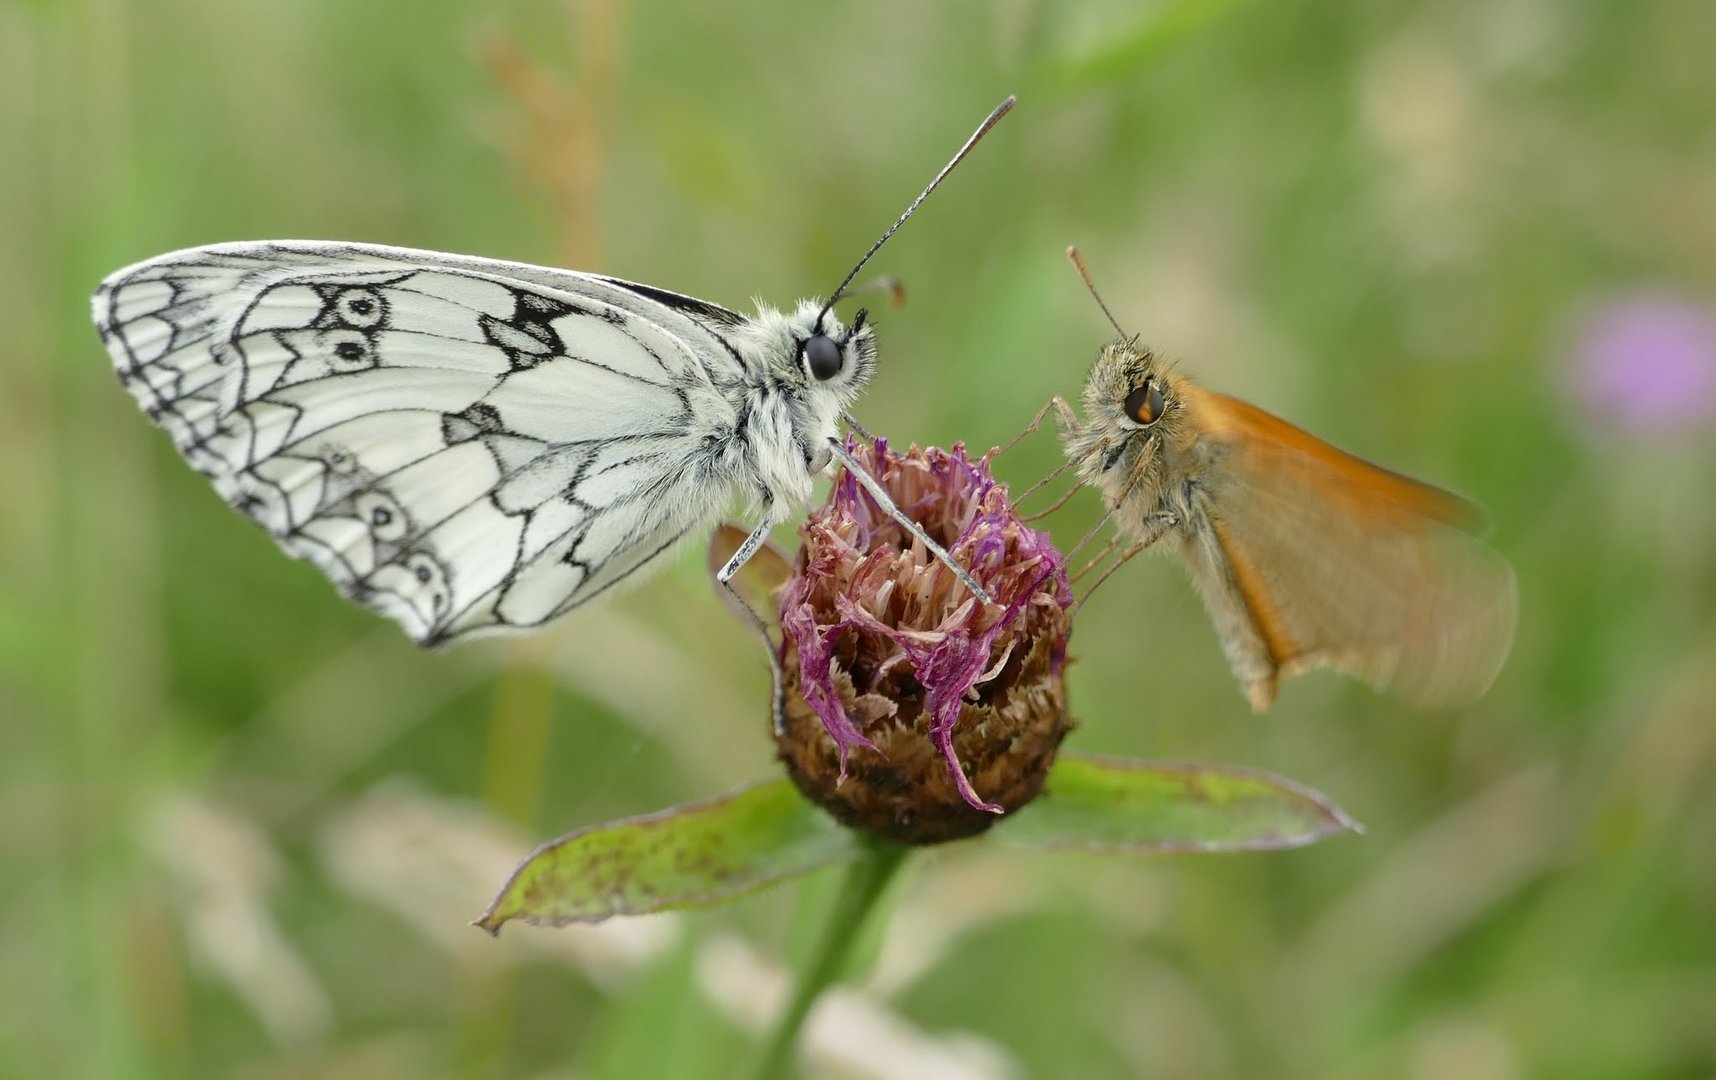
[92,99,1013,650]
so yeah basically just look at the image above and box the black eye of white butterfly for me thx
[803,334,843,381]
[1124,378,1165,426]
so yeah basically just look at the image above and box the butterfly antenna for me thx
[816,96,1015,327]
[1067,246,1131,341]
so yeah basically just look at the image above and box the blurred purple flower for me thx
[1571,292,1716,436]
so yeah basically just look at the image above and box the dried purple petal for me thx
[776,438,1075,844]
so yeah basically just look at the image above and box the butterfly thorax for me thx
[711,299,877,513]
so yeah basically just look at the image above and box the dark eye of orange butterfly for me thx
[1124,378,1165,426]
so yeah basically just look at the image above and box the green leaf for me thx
[993,754,1361,854]
[474,779,860,933]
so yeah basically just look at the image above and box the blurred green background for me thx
[6,0,1716,1076]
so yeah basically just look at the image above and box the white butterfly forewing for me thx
[94,241,759,644]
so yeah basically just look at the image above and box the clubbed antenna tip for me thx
[817,96,1017,326]
[1067,245,1131,341]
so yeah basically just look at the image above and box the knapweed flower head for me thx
[777,437,1075,844]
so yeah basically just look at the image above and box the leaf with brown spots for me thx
[474,780,860,933]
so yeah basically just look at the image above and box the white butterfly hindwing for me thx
[94,241,756,644]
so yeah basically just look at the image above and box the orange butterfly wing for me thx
[1171,386,1517,710]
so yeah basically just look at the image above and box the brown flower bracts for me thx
[776,439,1076,843]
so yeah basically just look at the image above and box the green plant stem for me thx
[750,836,910,1080]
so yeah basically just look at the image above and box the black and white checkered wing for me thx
[93,241,748,644]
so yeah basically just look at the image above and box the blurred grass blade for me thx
[1030,0,1246,95]
[475,780,860,933]
[994,754,1361,853]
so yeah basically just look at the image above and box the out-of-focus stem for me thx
[750,837,910,1080]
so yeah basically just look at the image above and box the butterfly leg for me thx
[1071,537,1121,583]
[1068,509,1179,613]
[715,517,789,734]
[1018,463,1083,521]
[998,398,1089,517]
[1062,504,1117,562]
[824,437,996,607]
[990,396,1079,459]
[1133,510,1180,546]
[1071,539,1151,615]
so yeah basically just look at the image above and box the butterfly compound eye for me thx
[804,334,843,381]
[1124,378,1165,426]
